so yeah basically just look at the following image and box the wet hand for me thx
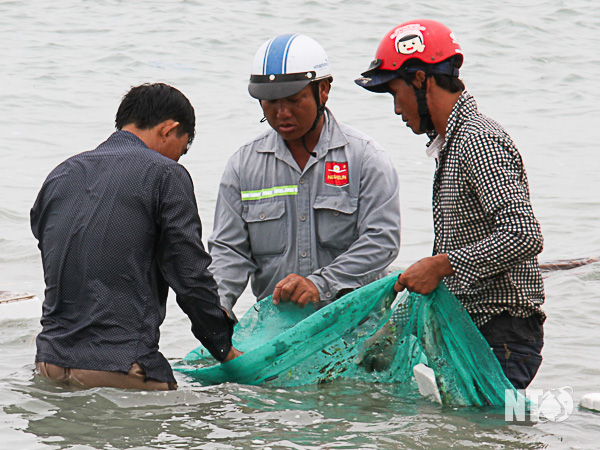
[395,254,454,295]
[224,346,243,361]
[272,274,319,308]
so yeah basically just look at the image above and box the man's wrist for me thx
[306,275,331,301]
[433,254,454,278]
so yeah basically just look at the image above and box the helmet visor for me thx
[354,70,399,93]
[248,71,316,100]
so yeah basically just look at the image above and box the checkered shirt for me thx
[432,91,546,328]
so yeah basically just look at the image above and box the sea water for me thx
[1,0,599,448]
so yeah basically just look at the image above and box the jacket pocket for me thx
[313,193,358,250]
[243,201,287,256]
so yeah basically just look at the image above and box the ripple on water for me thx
[1,0,600,447]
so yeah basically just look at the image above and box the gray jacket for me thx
[208,109,401,319]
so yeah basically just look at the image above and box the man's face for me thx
[260,84,319,142]
[387,78,423,135]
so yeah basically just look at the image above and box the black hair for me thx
[431,64,464,93]
[398,56,464,93]
[115,83,195,143]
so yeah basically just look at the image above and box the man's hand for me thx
[395,254,454,294]
[224,346,243,362]
[272,274,319,308]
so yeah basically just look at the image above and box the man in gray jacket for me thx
[209,34,401,320]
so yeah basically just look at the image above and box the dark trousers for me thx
[478,312,544,390]
[488,339,544,390]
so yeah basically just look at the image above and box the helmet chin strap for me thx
[412,80,435,133]
[301,82,325,157]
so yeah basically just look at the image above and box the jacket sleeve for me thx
[207,154,258,321]
[156,164,234,361]
[447,133,543,289]
[307,146,401,300]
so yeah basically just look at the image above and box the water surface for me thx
[1,0,599,448]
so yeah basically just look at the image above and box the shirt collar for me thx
[426,90,477,161]
[426,134,444,159]
[444,90,477,141]
[110,129,150,149]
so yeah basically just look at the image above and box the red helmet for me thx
[356,19,463,92]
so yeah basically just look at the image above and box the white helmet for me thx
[248,34,332,100]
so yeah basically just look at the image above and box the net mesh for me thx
[176,272,520,406]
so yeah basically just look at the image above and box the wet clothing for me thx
[35,362,177,391]
[487,339,544,390]
[429,91,545,329]
[31,130,234,385]
[209,108,401,318]
[479,312,544,389]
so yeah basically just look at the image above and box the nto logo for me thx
[505,387,574,422]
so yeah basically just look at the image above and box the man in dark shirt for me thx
[355,20,545,389]
[31,83,241,390]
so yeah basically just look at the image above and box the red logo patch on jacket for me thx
[325,162,349,187]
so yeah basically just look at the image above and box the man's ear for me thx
[319,79,331,105]
[157,120,180,141]
[414,70,427,90]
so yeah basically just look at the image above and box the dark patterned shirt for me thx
[432,91,546,328]
[31,131,234,383]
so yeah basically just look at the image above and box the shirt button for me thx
[259,213,266,220]
[299,178,305,185]
[333,211,340,216]
[300,214,306,221]
[325,292,332,298]
[301,251,307,258]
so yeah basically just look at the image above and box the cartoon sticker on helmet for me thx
[390,24,427,55]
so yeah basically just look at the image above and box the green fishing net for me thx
[176,271,520,406]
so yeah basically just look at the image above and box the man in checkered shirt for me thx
[356,19,545,389]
